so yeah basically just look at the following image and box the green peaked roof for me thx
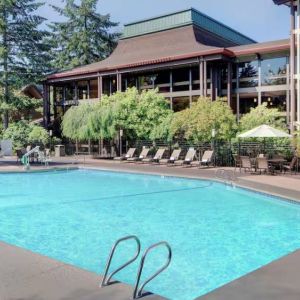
[122,8,256,45]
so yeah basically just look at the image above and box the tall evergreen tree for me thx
[0,0,52,129]
[49,0,120,70]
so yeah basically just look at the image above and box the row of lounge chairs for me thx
[114,147,214,167]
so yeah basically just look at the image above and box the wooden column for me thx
[189,67,192,106]
[43,83,49,128]
[117,72,122,91]
[211,66,216,101]
[98,76,102,100]
[204,60,207,97]
[170,70,173,110]
[290,1,296,132]
[87,80,90,99]
[200,59,204,97]
[227,62,232,107]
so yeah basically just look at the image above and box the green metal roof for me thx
[121,8,256,45]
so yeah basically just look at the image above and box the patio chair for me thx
[283,156,298,174]
[114,148,136,161]
[142,148,166,163]
[256,157,273,174]
[240,156,254,173]
[159,149,181,165]
[233,155,242,171]
[174,148,196,166]
[127,148,150,162]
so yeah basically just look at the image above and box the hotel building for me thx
[44,7,294,132]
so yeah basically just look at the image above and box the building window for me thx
[172,97,190,112]
[89,79,98,99]
[261,57,287,86]
[103,76,117,95]
[54,86,64,103]
[262,93,287,112]
[139,73,156,90]
[156,70,170,92]
[239,94,258,114]
[238,61,259,88]
[192,66,200,90]
[173,67,190,92]
[77,81,89,100]
[111,76,117,94]
[65,82,76,100]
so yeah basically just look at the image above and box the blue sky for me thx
[39,0,290,42]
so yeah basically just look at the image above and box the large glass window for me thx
[156,70,170,92]
[172,97,190,112]
[139,73,156,90]
[77,81,88,100]
[65,82,76,100]
[238,61,259,88]
[220,64,228,90]
[173,67,190,92]
[239,94,258,114]
[102,76,117,95]
[261,57,287,86]
[89,79,98,99]
[54,86,64,104]
[262,92,287,112]
[103,77,110,95]
[192,66,200,90]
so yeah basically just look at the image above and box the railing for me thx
[100,235,141,287]
[133,241,172,299]
[215,169,237,186]
[21,146,40,167]
[101,237,172,299]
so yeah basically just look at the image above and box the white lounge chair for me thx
[142,148,166,163]
[114,148,136,161]
[194,150,214,168]
[127,148,150,162]
[174,148,196,166]
[159,149,181,165]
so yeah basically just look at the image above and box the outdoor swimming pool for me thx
[0,169,300,300]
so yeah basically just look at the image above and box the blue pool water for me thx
[0,169,300,300]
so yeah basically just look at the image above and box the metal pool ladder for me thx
[100,236,172,299]
[101,235,141,287]
[133,241,172,299]
[215,169,237,187]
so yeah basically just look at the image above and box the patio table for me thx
[268,158,287,173]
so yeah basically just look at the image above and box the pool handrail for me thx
[100,235,141,287]
[215,169,237,186]
[133,241,172,299]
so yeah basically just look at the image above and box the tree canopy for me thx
[0,0,51,128]
[62,88,173,142]
[239,103,286,132]
[49,0,120,70]
[168,98,237,143]
[61,103,95,141]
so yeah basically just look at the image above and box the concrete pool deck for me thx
[1,156,300,299]
[0,241,165,300]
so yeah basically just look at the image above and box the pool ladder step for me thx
[100,235,172,299]
[215,169,237,187]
